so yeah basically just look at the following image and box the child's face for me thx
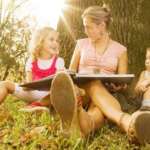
[145,51,150,70]
[42,31,59,56]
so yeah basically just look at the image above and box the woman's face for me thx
[42,31,59,56]
[83,17,105,42]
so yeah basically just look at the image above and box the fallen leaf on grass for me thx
[0,129,9,139]
[30,126,46,135]
[20,126,46,143]
[0,110,13,122]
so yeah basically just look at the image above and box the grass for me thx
[0,96,150,150]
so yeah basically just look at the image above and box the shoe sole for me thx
[129,111,150,144]
[135,111,150,144]
[51,72,77,130]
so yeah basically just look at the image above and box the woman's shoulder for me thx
[111,40,127,51]
[76,38,90,50]
[77,38,89,42]
[109,40,127,57]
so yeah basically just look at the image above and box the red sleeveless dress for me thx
[32,56,57,81]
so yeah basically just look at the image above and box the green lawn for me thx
[0,96,149,150]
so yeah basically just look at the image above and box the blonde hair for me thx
[82,5,112,28]
[29,27,57,60]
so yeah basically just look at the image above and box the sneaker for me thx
[127,110,150,144]
[51,72,81,136]
[19,101,49,112]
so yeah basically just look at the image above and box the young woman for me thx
[50,6,150,144]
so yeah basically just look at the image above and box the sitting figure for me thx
[50,6,150,144]
[0,26,65,112]
[135,47,150,110]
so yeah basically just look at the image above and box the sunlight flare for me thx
[30,0,66,28]
[16,0,67,29]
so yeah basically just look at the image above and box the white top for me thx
[144,70,150,78]
[25,57,65,72]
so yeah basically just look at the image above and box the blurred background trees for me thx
[0,0,31,81]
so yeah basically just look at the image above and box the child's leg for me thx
[0,81,15,104]
[13,86,49,102]
[15,88,50,112]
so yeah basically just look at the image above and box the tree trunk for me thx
[2,65,10,80]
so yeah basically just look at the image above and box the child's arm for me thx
[135,71,145,94]
[135,71,150,94]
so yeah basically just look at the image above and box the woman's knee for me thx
[90,80,102,86]
[87,81,110,99]
[87,80,105,92]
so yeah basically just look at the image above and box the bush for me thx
[0,0,31,81]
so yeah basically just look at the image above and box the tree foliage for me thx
[0,0,31,81]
